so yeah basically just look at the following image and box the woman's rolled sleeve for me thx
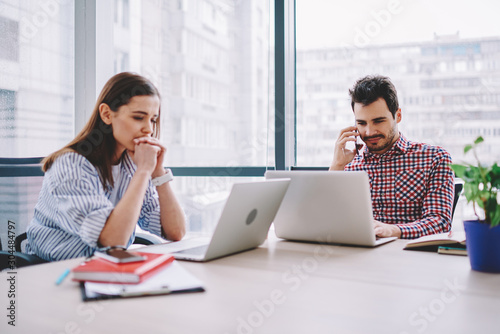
[137,183,163,238]
[54,178,115,248]
[26,152,118,261]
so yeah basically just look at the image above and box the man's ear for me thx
[395,108,402,123]
[99,103,113,125]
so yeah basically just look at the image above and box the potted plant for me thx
[451,136,500,273]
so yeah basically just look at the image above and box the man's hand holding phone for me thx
[329,125,360,171]
[354,128,363,155]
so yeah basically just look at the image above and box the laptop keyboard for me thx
[175,245,209,255]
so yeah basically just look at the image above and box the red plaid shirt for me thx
[345,133,454,239]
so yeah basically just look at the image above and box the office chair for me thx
[0,157,164,271]
[0,157,46,270]
[452,182,463,219]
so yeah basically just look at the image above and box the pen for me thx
[120,287,171,297]
[55,268,70,285]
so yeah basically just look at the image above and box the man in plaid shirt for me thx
[329,75,454,239]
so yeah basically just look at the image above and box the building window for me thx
[0,16,19,62]
[114,51,130,73]
[0,89,16,139]
[115,0,130,28]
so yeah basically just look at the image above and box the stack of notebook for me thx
[71,252,204,301]
[403,231,467,255]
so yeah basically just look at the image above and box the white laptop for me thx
[265,170,396,247]
[141,179,290,261]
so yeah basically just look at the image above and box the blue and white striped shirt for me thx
[26,152,163,261]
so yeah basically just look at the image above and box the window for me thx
[296,0,500,168]
[169,176,262,233]
[104,0,275,233]
[0,0,75,157]
[107,0,274,168]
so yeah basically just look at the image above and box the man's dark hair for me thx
[349,75,399,118]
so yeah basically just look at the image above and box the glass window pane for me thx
[296,0,500,167]
[110,0,274,167]
[135,176,265,235]
[0,0,75,158]
[168,176,264,234]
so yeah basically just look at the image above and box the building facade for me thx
[297,34,500,167]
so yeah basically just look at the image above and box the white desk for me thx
[1,236,499,334]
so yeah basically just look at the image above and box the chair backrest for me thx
[0,158,47,269]
[0,158,44,252]
[452,182,463,219]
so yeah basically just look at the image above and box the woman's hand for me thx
[132,137,167,177]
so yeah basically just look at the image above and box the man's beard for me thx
[362,127,398,153]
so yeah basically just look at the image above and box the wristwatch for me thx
[152,168,173,186]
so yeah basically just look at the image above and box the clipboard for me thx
[80,261,205,301]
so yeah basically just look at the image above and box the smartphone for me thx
[354,128,363,155]
[95,248,146,263]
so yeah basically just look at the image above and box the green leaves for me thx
[474,136,484,145]
[491,163,500,189]
[463,144,473,154]
[492,206,500,228]
[451,136,499,227]
[462,136,482,154]
[454,164,475,180]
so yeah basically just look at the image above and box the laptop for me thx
[265,170,396,247]
[141,179,290,261]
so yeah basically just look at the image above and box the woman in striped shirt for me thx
[26,72,186,261]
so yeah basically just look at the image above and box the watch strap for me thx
[152,169,173,186]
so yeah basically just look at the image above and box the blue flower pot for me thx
[464,220,500,273]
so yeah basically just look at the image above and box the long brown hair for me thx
[42,72,161,189]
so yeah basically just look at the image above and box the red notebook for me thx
[72,252,174,284]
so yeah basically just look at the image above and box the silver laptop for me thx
[141,179,290,261]
[265,170,396,247]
